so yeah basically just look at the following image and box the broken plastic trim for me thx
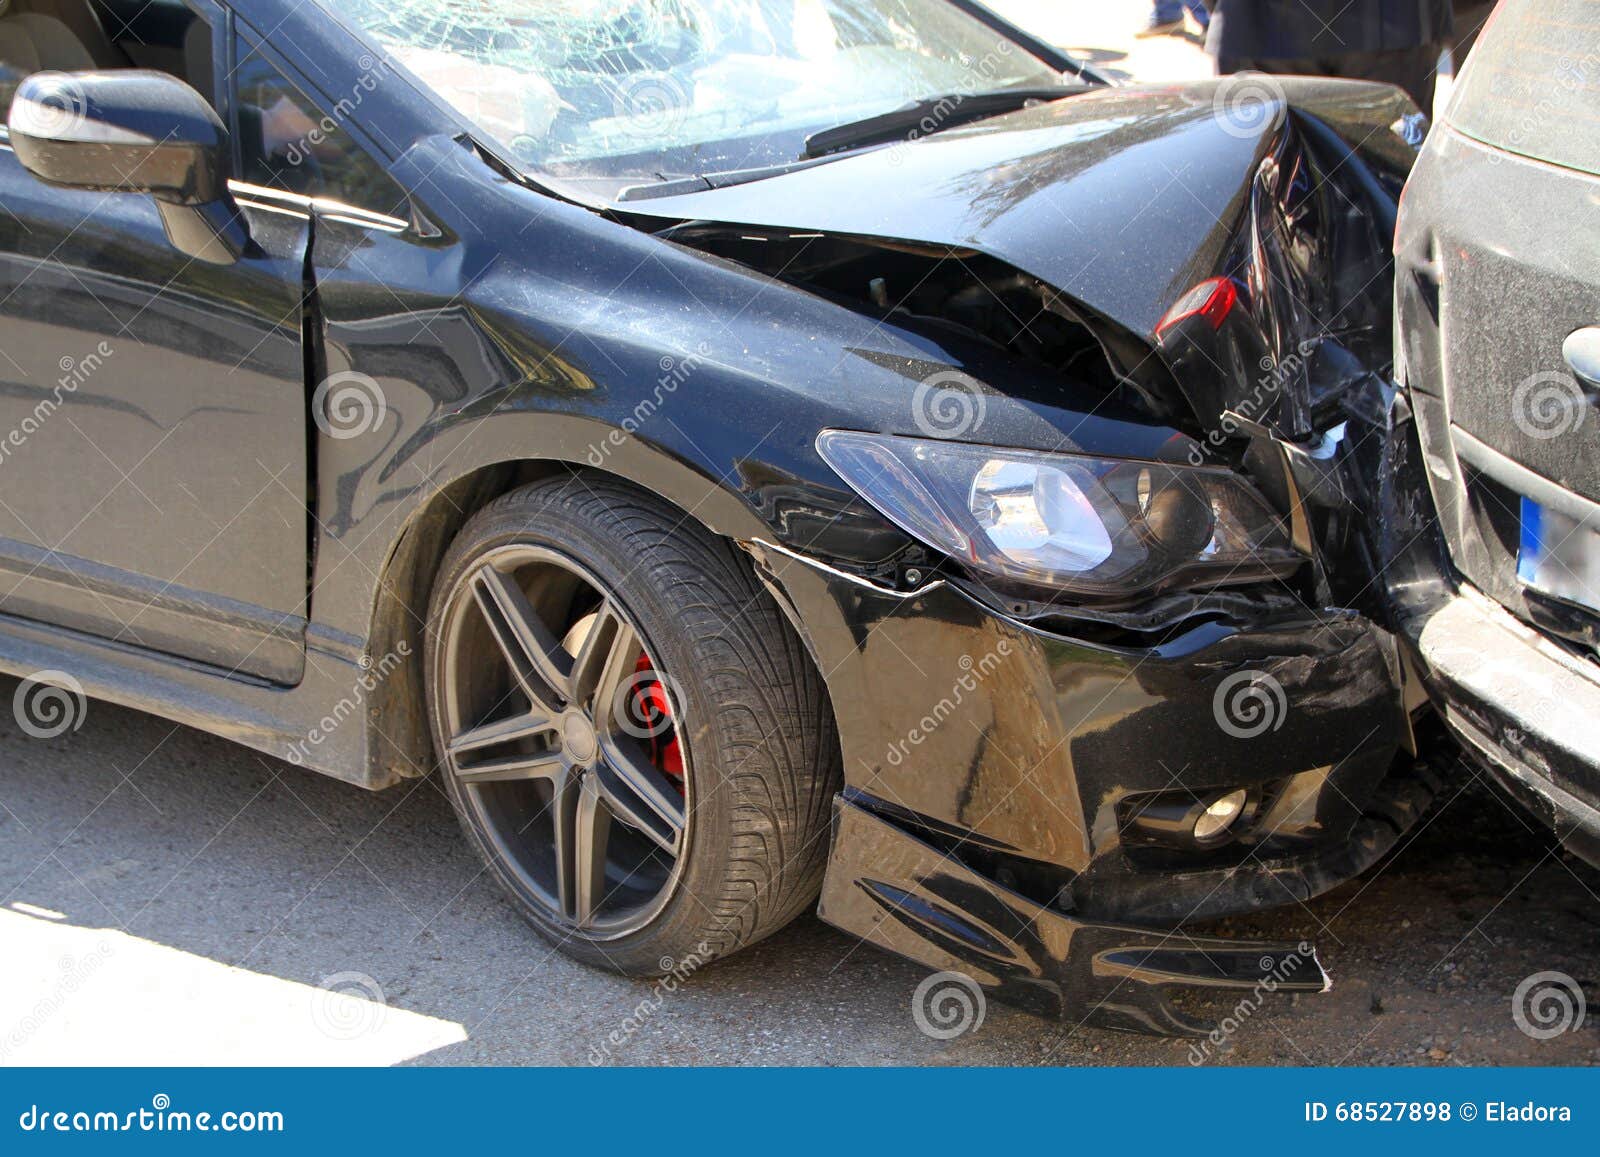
[818,796,1330,1037]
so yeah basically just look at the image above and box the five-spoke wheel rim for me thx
[435,544,689,939]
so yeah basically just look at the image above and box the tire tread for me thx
[429,472,839,972]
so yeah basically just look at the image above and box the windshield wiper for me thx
[613,85,1086,204]
[801,86,1083,159]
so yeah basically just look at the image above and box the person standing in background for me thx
[1138,0,1210,38]
[1207,0,1454,112]
[1451,1,1496,66]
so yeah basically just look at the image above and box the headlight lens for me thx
[816,430,1299,596]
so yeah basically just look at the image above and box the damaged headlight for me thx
[816,430,1300,597]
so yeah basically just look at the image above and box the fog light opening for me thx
[1192,789,1250,846]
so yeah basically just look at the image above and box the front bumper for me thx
[1387,389,1600,867]
[1402,585,1600,864]
[747,538,1431,1034]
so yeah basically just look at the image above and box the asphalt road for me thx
[1,671,1596,1067]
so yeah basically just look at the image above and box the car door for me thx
[0,0,310,684]
[1397,0,1600,638]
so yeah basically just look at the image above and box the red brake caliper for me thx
[632,653,684,788]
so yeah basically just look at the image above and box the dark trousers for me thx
[1452,1,1496,64]
[1218,42,1446,113]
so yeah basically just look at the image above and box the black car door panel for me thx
[0,134,311,684]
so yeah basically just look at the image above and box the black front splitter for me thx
[818,796,1331,1038]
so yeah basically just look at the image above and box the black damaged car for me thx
[0,0,1437,1034]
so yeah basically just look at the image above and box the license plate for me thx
[1518,497,1600,614]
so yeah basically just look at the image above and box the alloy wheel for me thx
[434,544,689,939]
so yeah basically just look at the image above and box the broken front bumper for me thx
[747,539,1434,1035]
[822,797,1329,1036]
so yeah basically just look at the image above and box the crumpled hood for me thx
[621,82,1284,339]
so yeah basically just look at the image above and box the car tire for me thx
[424,473,839,975]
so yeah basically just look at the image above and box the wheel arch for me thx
[358,450,774,787]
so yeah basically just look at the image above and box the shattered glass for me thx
[319,0,1064,189]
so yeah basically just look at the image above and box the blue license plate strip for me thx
[1518,496,1600,614]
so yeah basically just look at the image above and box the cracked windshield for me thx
[322,0,1068,194]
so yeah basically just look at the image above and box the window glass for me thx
[1449,0,1600,178]
[313,0,1070,197]
[234,43,405,213]
[1,0,214,125]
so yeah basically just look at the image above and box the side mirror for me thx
[7,70,249,264]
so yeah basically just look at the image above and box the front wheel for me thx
[424,476,838,974]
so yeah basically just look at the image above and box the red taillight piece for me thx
[1156,276,1238,337]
